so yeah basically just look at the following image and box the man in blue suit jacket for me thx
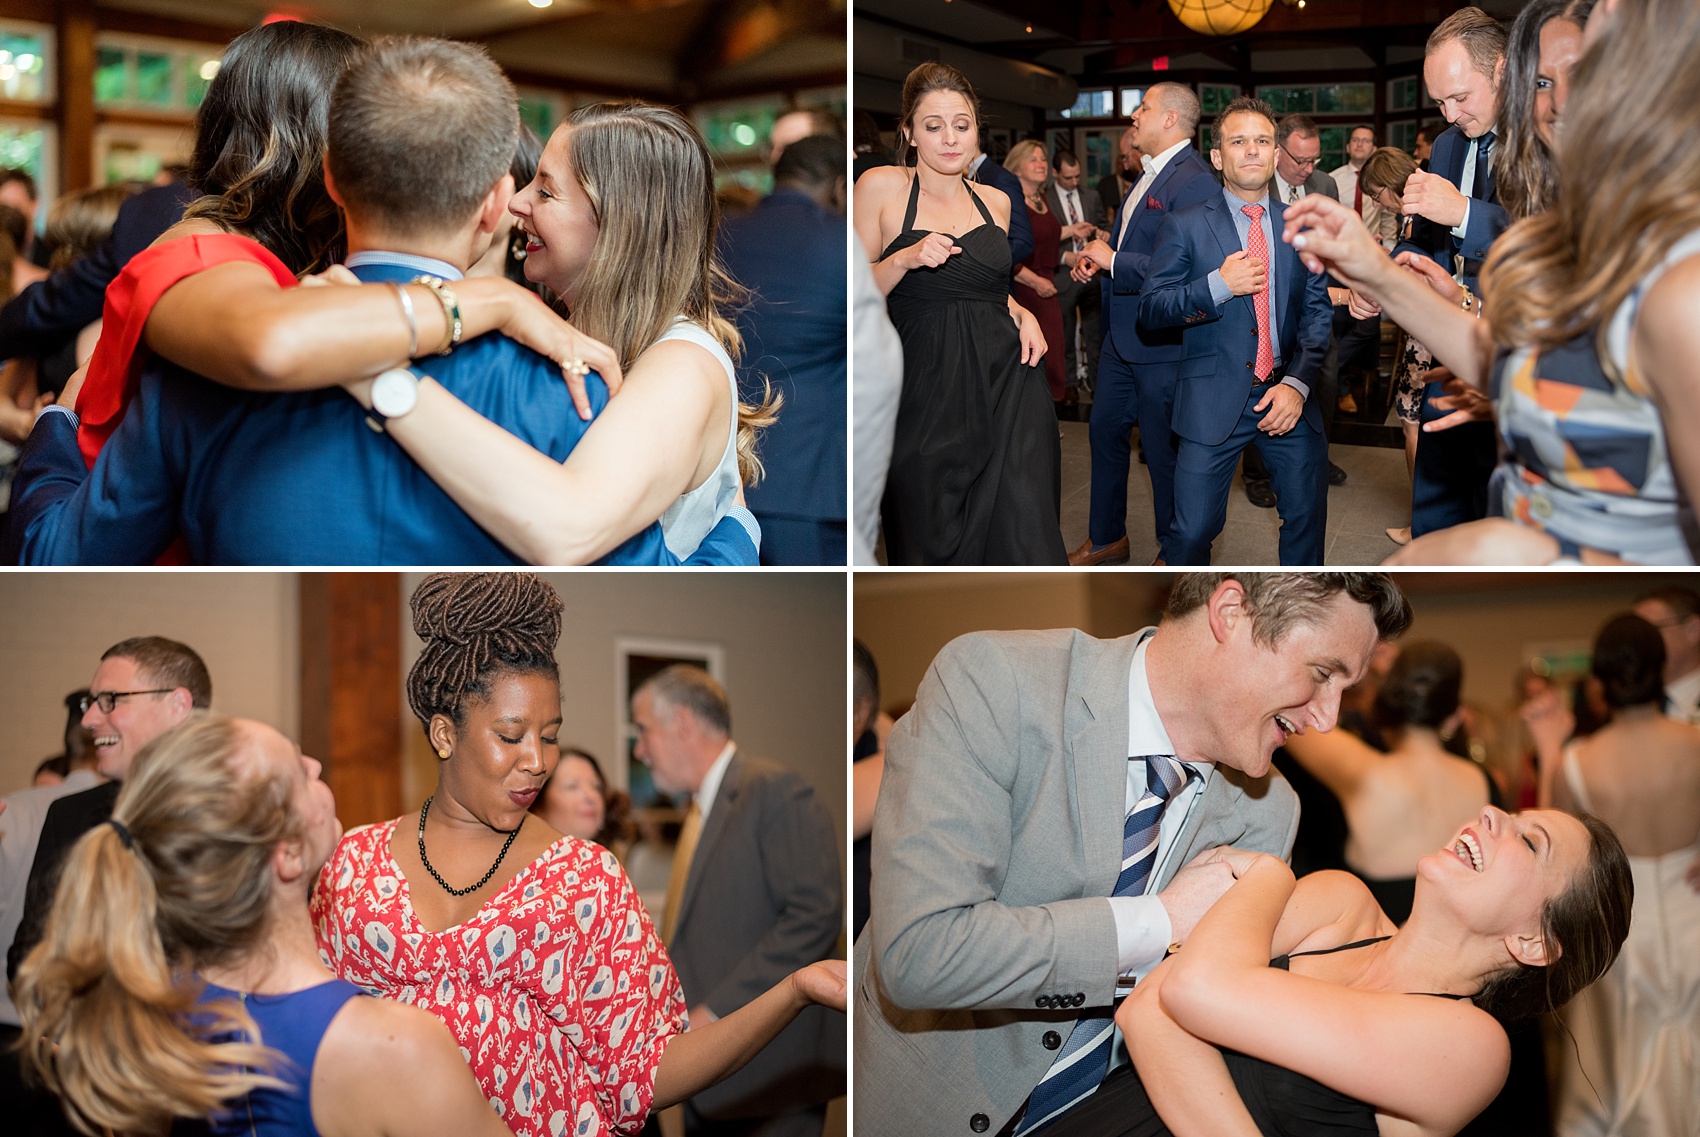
[1069,82,1218,564]
[719,135,847,565]
[1139,98,1333,566]
[969,134,1033,273]
[1392,8,1508,538]
[4,37,757,567]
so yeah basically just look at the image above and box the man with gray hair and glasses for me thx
[855,573,1412,1136]
[0,635,209,1128]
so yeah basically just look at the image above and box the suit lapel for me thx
[677,751,742,933]
[1071,630,1149,897]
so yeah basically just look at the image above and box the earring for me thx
[437,748,450,760]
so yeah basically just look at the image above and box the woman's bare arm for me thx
[1161,857,1507,1137]
[1119,958,1263,1137]
[1634,254,1700,514]
[365,336,722,564]
[652,961,845,1109]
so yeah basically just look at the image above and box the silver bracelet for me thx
[391,283,418,359]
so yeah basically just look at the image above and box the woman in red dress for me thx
[68,20,613,469]
[312,574,844,1137]
[1004,140,1068,402]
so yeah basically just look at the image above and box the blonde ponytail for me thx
[14,715,298,1136]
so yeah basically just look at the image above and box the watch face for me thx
[372,367,418,419]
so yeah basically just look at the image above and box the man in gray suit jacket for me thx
[1046,149,1108,403]
[854,573,1411,1137]
[635,666,843,1137]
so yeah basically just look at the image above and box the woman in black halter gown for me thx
[1040,809,1631,1137]
[855,62,1067,565]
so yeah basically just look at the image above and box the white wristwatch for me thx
[367,367,420,431]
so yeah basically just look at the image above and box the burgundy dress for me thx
[1012,199,1067,400]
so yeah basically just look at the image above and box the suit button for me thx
[1035,995,1050,1009]
[971,1114,990,1133]
[1246,360,1253,368]
[1042,1031,1062,1050]
[1073,993,1086,1006]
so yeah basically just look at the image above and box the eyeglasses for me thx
[1280,148,1321,170]
[79,689,176,715]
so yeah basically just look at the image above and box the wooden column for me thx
[300,574,403,831]
[56,0,95,191]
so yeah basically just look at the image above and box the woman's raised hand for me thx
[907,231,962,270]
[459,277,625,421]
[1281,194,1395,294]
[790,960,848,1012]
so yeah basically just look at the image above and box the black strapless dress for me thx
[879,175,1066,565]
[1036,938,1472,1137]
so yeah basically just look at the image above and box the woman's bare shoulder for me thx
[1275,869,1391,956]
[857,164,912,202]
[974,180,1012,221]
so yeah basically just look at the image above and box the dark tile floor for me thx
[1058,421,1413,566]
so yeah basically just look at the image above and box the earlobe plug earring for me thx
[437,748,450,759]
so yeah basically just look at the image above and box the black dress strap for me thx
[902,171,922,231]
[964,176,997,227]
[1273,935,1470,1001]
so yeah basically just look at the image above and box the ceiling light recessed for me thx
[529,0,554,8]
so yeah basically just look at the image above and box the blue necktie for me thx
[1014,754,1193,1135]
[1471,131,1496,202]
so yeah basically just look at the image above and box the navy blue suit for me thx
[718,188,847,565]
[0,181,194,361]
[1086,145,1218,552]
[4,259,757,565]
[974,158,1033,273]
[1393,124,1503,538]
[1140,192,1333,565]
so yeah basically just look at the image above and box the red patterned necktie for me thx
[1242,203,1274,381]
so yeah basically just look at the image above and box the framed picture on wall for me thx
[1080,126,1122,184]
[614,637,726,809]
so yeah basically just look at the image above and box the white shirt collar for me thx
[694,740,737,823]
[345,249,464,281]
[1142,137,1191,181]
[1126,631,1177,758]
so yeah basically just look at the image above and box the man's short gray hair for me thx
[640,665,732,736]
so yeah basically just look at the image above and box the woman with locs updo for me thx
[1284,642,1500,924]
[311,574,844,1137]
[852,61,1066,565]
[14,714,511,1137]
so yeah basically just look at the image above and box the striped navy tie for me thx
[1014,754,1192,1136]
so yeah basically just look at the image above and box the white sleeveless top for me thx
[656,318,741,560]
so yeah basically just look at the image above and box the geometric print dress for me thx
[1488,230,1700,564]
[311,820,687,1137]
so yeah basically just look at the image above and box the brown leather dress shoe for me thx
[1067,536,1131,566]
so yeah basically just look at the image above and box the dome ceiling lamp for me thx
[1166,0,1307,37]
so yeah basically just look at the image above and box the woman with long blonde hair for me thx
[1281,0,1700,564]
[13,714,511,1137]
[343,102,780,565]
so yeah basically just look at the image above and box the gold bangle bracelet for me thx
[412,276,462,355]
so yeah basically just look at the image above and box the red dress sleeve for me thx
[74,232,297,468]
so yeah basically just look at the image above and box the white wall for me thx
[397,573,848,849]
[0,571,299,793]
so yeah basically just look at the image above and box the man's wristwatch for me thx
[366,367,420,433]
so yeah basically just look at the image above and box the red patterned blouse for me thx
[311,819,686,1137]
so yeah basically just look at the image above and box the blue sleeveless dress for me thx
[173,978,364,1137]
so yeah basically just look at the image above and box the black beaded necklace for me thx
[416,795,522,897]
